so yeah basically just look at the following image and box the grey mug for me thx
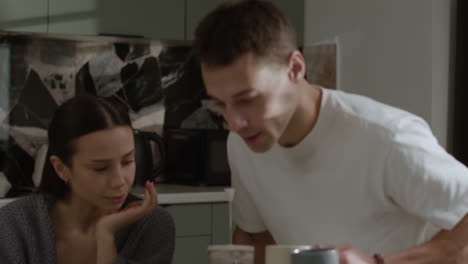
[291,248,339,264]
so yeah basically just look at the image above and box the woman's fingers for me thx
[140,181,158,213]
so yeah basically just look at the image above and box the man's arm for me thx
[382,213,468,263]
[337,213,468,264]
[233,226,276,264]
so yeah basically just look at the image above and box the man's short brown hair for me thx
[192,0,297,67]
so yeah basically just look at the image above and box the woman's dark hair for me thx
[192,0,297,67]
[39,94,133,200]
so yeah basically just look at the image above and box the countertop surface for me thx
[0,184,234,208]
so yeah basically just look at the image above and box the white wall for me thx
[304,0,455,150]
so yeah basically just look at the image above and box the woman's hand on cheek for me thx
[97,181,158,235]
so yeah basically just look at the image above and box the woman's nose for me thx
[110,167,126,188]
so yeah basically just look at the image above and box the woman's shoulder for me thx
[0,193,47,216]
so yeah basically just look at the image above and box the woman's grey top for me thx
[0,194,175,264]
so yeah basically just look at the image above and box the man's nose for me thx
[224,107,248,132]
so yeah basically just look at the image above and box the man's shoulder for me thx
[325,89,427,135]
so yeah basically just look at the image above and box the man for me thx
[193,1,468,263]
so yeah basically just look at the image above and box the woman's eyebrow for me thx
[89,149,135,162]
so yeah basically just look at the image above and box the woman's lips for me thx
[108,195,126,204]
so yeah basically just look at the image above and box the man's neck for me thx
[278,83,322,147]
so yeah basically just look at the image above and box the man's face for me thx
[201,53,299,153]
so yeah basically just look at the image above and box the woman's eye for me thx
[122,159,135,166]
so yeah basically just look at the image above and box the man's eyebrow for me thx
[206,93,223,102]
[232,89,253,98]
[207,88,253,101]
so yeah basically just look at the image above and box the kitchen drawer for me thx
[172,236,211,264]
[165,203,211,237]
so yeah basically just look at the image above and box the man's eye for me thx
[202,99,225,113]
[93,167,107,172]
[236,96,256,105]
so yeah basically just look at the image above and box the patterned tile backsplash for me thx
[0,32,224,197]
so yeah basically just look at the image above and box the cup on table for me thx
[208,244,254,264]
[265,245,313,264]
[291,248,339,264]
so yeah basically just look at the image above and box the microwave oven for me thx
[163,129,230,186]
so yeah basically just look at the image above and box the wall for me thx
[304,0,455,150]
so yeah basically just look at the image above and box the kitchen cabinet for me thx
[185,0,228,40]
[1,0,303,43]
[48,0,100,35]
[270,0,304,45]
[167,202,231,264]
[0,0,48,33]
[185,0,304,44]
[48,0,185,40]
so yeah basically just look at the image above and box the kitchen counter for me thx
[0,184,235,208]
[133,184,234,204]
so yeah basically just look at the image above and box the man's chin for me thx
[246,141,274,153]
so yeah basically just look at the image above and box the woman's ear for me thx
[49,155,70,183]
[287,50,306,82]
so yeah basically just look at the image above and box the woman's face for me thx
[65,126,135,213]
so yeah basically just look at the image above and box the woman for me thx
[0,95,175,264]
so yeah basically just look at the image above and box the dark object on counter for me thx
[134,130,165,185]
[291,248,339,264]
[163,129,230,186]
[1,141,35,197]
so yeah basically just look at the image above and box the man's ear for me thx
[49,155,70,183]
[287,50,306,82]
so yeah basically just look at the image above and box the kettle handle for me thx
[141,131,166,182]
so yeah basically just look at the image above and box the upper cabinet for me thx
[48,0,100,35]
[270,0,304,45]
[185,0,304,45]
[185,0,228,41]
[0,0,48,33]
[1,0,303,43]
[49,0,185,40]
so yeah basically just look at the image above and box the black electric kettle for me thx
[133,130,165,185]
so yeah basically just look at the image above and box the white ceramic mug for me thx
[208,244,254,264]
[265,245,313,264]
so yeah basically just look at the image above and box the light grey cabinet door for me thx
[48,0,100,35]
[211,203,231,244]
[185,0,228,40]
[270,0,304,45]
[49,0,185,40]
[166,202,231,264]
[173,236,211,264]
[186,0,304,44]
[0,0,47,33]
[166,203,212,237]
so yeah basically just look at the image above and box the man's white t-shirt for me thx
[228,88,468,255]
